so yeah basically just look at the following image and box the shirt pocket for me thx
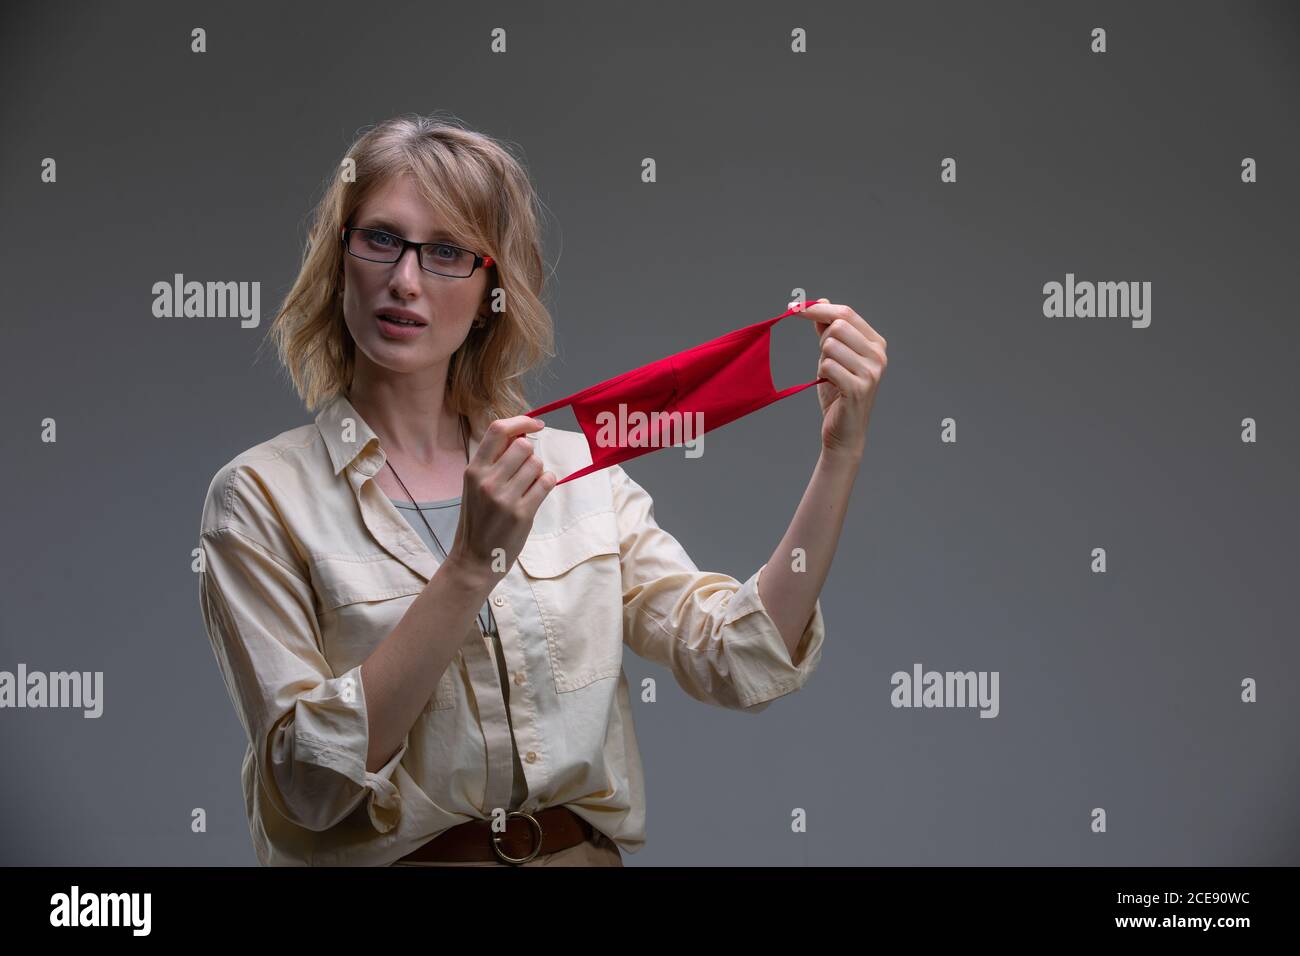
[515,512,624,693]
[310,555,459,711]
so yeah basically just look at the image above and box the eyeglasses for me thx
[340,226,495,278]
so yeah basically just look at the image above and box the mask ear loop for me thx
[761,300,831,401]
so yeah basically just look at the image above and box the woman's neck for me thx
[347,379,462,467]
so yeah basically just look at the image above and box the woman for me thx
[197,113,887,867]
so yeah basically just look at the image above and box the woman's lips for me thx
[376,313,427,339]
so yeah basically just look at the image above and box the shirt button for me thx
[525,751,537,763]
[513,672,525,686]
[492,594,506,607]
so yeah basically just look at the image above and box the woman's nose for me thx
[389,246,425,291]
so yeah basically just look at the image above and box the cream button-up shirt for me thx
[197,393,825,866]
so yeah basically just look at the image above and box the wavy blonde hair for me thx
[264,112,555,427]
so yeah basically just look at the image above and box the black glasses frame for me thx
[340,226,494,278]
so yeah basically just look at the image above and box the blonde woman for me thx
[197,113,885,867]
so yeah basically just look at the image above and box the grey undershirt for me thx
[389,495,529,811]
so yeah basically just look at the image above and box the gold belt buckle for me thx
[492,810,543,865]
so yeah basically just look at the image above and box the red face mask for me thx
[526,300,828,484]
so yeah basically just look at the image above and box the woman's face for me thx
[341,173,491,378]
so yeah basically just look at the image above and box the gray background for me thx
[1,0,1296,865]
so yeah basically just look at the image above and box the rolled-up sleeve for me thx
[609,463,825,712]
[198,474,407,834]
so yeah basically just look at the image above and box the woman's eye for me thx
[432,244,457,260]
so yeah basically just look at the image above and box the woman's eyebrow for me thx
[360,217,456,242]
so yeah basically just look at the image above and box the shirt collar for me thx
[315,392,385,477]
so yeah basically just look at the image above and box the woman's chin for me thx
[357,341,448,375]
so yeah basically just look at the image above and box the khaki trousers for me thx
[391,828,624,867]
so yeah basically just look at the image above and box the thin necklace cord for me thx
[385,412,493,637]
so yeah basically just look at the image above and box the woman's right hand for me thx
[446,416,555,584]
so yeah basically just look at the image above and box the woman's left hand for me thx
[794,298,887,463]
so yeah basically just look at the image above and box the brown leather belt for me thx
[397,806,594,865]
